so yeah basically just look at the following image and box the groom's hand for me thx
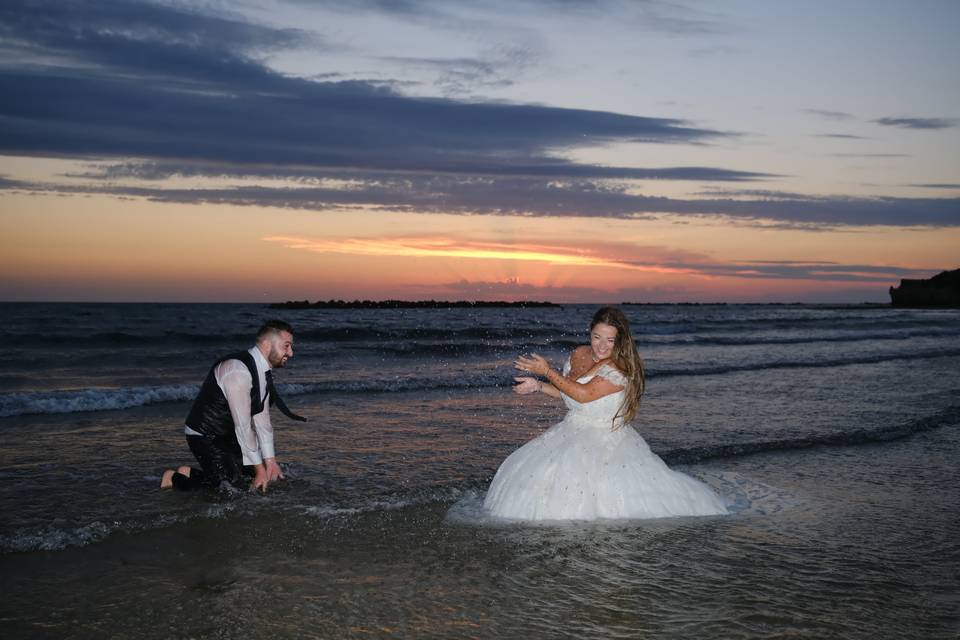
[264,457,284,482]
[250,463,269,493]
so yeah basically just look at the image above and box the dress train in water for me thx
[483,363,728,521]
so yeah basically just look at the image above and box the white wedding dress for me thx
[483,361,728,521]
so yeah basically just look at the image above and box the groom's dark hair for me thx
[257,319,294,340]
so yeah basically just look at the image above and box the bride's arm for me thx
[513,376,562,398]
[515,346,588,399]
[516,353,623,403]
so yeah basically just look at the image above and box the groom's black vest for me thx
[184,350,266,438]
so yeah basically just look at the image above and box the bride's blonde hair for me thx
[591,306,645,428]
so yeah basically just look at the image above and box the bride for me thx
[483,306,728,521]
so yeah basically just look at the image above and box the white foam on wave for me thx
[10,346,953,419]
[0,521,115,552]
[0,384,198,417]
[0,502,240,553]
[302,497,411,518]
[0,382,336,417]
[692,470,802,517]
[0,374,499,417]
[301,486,469,520]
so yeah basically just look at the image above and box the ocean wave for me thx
[337,328,960,353]
[660,405,960,465]
[15,306,957,344]
[8,330,251,348]
[646,327,960,347]
[0,486,472,554]
[0,384,199,417]
[9,314,957,354]
[12,325,572,348]
[654,347,960,379]
[634,309,958,332]
[361,339,581,356]
[4,347,960,417]
[0,521,114,553]
[0,503,238,553]
[0,376,504,417]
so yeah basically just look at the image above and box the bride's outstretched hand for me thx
[513,377,540,395]
[515,353,550,376]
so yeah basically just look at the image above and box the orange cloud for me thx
[262,235,694,275]
[261,234,930,286]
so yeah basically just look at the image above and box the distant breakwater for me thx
[269,299,561,310]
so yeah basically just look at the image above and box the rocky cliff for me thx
[889,268,960,308]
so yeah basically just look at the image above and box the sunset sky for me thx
[1,0,958,302]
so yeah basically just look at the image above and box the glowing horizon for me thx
[1,2,958,303]
[262,235,699,275]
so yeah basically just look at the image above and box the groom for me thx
[160,320,307,492]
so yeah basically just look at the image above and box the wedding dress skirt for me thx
[484,364,728,521]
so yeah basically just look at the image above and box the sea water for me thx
[0,302,958,638]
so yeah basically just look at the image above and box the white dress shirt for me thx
[184,346,275,466]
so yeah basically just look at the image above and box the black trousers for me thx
[171,433,254,490]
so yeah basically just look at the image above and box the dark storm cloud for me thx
[5,175,958,228]
[0,0,316,82]
[873,117,957,130]
[3,0,955,229]
[0,0,736,179]
[66,160,771,182]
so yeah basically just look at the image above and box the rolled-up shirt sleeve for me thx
[252,404,275,460]
[216,360,269,466]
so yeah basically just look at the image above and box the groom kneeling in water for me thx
[160,320,307,493]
